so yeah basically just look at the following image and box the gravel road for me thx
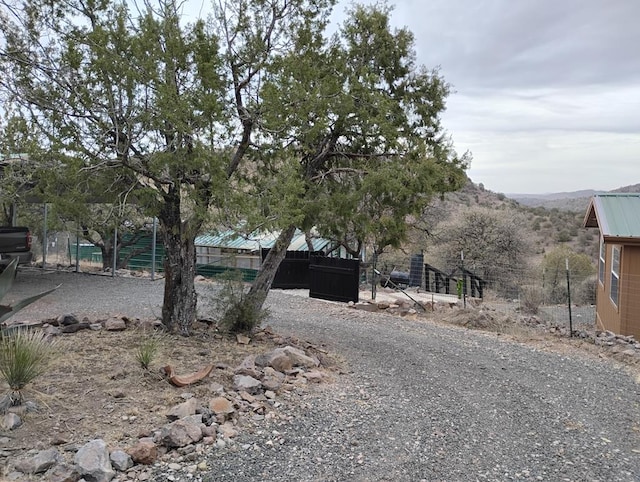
[8,269,640,481]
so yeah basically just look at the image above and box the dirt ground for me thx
[0,318,320,476]
[2,284,639,478]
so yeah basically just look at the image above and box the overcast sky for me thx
[331,0,640,194]
[184,0,639,194]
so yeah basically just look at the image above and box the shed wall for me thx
[621,245,640,338]
[596,243,621,333]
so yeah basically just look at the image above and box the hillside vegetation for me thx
[378,178,602,278]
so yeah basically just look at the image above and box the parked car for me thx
[0,226,33,272]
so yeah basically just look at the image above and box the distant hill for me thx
[509,183,640,211]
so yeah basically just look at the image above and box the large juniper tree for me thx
[242,4,469,313]
[0,0,333,334]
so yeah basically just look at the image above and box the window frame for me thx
[610,245,620,308]
[598,239,605,286]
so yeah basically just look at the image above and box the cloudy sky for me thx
[330,0,640,194]
[184,0,639,194]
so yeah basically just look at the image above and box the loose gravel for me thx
[8,269,640,481]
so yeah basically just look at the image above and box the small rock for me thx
[109,450,133,471]
[74,439,115,482]
[158,418,203,448]
[2,413,22,430]
[168,462,182,470]
[236,334,251,345]
[209,397,235,417]
[15,448,62,474]
[281,346,320,368]
[233,375,262,395]
[166,398,199,421]
[44,462,80,482]
[57,313,79,326]
[198,461,208,471]
[218,422,238,439]
[126,439,158,465]
[302,370,323,383]
[104,318,127,331]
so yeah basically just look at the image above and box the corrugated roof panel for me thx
[196,229,331,251]
[590,194,640,238]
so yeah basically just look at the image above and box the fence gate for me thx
[265,250,324,289]
[309,256,360,303]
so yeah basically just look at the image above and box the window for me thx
[610,245,620,307]
[598,240,605,285]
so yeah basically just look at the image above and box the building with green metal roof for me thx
[583,193,640,338]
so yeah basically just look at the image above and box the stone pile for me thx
[7,343,324,481]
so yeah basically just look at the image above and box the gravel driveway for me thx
[8,269,640,481]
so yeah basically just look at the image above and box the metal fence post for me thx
[566,258,573,336]
[43,203,48,266]
[112,227,118,277]
[151,217,157,281]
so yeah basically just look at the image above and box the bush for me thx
[575,275,597,305]
[0,329,58,407]
[520,285,545,314]
[213,271,269,333]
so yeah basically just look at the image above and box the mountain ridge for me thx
[509,183,640,210]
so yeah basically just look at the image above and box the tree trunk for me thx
[159,188,198,335]
[245,224,297,314]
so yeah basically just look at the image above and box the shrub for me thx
[0,329,58,407]
[519,285,544,314]
[214,270,269,333]
[575,275,597,305]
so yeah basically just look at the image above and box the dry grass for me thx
[0,322,283,464]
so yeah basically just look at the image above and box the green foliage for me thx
[135,332,165,371]
[213,271,269,334]
[256,2,468,256]
[540,246,595,303]
[0,328,58,405]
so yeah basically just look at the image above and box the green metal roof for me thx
[195,229,331,252]
[583,193,640,239]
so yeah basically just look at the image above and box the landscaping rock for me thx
[166,397,198,421]
[104,318,126,331]
[158,418,203,448]
[2,413,22,430]
[14,448,62,474]
[255,350,293,372]
[233,375,262,395]
[209,397,235,417]
[74,439,115,482]
[127,439,157,465]
[282,346,320,368]
[44,462,80,482]
[57,313,79,326]
[234,355,261,378]
[109,449,133,471]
